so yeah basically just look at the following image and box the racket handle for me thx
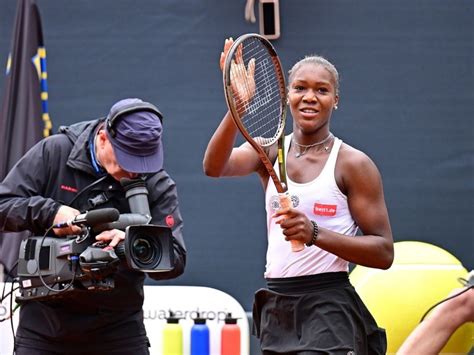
[291,239,305,252]
[278,193,305,252]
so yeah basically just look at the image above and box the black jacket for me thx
[0,119,186,352]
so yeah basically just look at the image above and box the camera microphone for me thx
[55,208,120,228]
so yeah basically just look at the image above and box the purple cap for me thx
[105,98,164,173]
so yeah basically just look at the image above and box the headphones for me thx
[105,99,163,138]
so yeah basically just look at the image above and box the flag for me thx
[0,0,52,279]
[0,0,52,180]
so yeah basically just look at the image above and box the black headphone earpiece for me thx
[106,101,163,138]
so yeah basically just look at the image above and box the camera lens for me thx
[124,225,172,272]
[132,238,155,264]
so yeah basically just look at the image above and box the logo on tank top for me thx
[269,194,299,212]
[314,203,337,216]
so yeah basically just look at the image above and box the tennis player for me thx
[203,38,393,354]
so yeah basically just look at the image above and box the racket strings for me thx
[231,38,284,145]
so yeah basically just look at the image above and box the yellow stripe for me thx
[41,72,47,79]
[38,47,46,58]
[43,114,52,129]
[41,92,48,100]
[42,113,52,137]
[6,54,12,74]
[33,55,41,78]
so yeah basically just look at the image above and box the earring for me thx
[334,105,338,110]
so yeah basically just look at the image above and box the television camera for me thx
[15,178,175,303]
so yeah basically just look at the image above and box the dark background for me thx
[1,0,472,315]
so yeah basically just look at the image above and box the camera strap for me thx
[68,175,110,210]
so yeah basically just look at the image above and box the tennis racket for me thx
[223,33,304,252]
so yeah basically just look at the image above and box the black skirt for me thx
[252,272,386,354]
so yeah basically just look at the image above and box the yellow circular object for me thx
[350,241,473,354]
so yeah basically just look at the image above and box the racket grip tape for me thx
[278,193,305,252]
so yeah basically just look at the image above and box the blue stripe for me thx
[40,79,47,92]
[41,99,48,113]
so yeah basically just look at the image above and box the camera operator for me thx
[0,98,186,355]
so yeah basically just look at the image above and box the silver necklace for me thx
[293,132,334,158]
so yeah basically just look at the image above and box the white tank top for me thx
[264,134,358,278]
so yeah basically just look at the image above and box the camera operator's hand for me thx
[52,205,83,236]
[95,229,125,249]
